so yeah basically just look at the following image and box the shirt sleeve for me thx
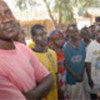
[18,43,50,82]
[30,52,50,82]
[85,46,92,63]
[0,73,26,100]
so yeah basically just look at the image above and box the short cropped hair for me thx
[31,24,45,36]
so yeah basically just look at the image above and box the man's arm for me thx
[85,62,94,88]
[23,73,53,100]
[0,74,26,100]
[64,60,83,82]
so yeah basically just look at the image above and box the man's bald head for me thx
[0,0,8,7]
[0,0,18,41]
[0,0,11,14]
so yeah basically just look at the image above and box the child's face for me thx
[96,31,100,41]
[33,28,48,47]
[81,30,91,41]
[89,26,96,39]
[54,37,63,48]
[70,32,80,41]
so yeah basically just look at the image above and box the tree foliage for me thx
[72,0,100,16]
[15,0,100,28]
[15,0,37,10]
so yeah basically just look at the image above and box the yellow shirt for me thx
[28,43,58,100]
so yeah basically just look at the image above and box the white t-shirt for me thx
[85,40,100,93]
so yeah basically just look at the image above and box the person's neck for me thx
[53,46,62,55]
[0,39,15,50]
[33,45,48,53]
[85,39,91,47]
[69,39,79,49]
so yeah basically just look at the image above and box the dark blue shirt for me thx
[63,41,86,85]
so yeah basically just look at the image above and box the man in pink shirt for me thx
[0,1,53,100]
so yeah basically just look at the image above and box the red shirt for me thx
[56,50,66,73]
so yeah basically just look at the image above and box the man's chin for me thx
[0,38,12,42]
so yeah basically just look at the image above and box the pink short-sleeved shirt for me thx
[0,42,49,100]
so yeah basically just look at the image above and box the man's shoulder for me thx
[87,40,97,50]
[15,41,25,46]
[48,48,56,54]
[15,42,28,50]
[14,42,33,56]
[48,48,57,59]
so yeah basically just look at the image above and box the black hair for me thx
[31,24,45,36]
[66,28,79,40]
[82,26,88,30]
[89,24,95,29]
[80,26,89,34]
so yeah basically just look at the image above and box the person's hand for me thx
[23,92,36,100]
[97,93,100,100]
[88,79,94,89]
[76,76,83,82]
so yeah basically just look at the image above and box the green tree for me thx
[72,0,100,16]
[54,0,75,28]
[43,0,57,28]
[43,0,75,29]
[15,0,100,28]
[15,0,37,10]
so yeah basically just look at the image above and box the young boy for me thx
[80,27,92,100]
[29,24,58,100]
[63,29,86,100]
[48,30,68,100]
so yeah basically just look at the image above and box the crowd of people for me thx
[0,0,100,100]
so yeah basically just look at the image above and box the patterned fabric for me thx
[56,50,68,100]
[49,30,63,39]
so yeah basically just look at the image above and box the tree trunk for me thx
[58,8,62,29]
[43,0,57,28]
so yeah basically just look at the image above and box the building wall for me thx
[18,19,54,39]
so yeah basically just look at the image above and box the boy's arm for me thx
[85,62,94,89]
[80,65,85,77]
[64,60,83,82]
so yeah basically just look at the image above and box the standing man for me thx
[85,30,100,100]
[29,24,58,100]
[80,27,92,100]
[63,29,86,100]
[0,1,53,100]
